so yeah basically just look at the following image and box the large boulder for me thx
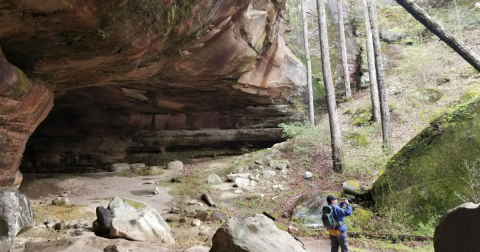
[107,197,136,218]
[372,97,480,222]
[96,206,114,236]
[210,214,305,252]
[0,188,34,248]
[167,161,184,171]
[110,208,174,243]
[291,192,329,228]
[434,203,480,252]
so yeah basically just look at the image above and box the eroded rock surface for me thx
[0,0,306,175]
[210,214,305,252]
[0,188,34,249]
[0,47,53,186]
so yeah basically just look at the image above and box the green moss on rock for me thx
[346,132,369,147]
[407,88,443,107]
[372,97,480,223]
[352,108,372,126]
[460,87,480,103]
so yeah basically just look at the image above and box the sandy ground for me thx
[13,159,331,252]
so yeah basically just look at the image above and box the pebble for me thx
[143,180,154,185]
[234,190,243,194]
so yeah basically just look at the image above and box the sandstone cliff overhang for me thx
[0,0,306,179]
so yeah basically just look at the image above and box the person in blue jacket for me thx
[327,195,353,252]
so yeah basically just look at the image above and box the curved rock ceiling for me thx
[0,0,306,182]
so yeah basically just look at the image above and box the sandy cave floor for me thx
[11,157,331,252]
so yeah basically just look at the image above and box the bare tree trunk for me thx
[338,0,351,98]
[395,0,480,72]
[367,0,392,152]
[362,0,380,123]
[301,0,315,126]
[316,0,344,173]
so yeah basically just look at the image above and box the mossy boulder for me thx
[372,97,480,223]
[460,87,480,103]
[346,132,369,147]
[352,108,372,126]
[407,88,443,107]
[343,180,361,195]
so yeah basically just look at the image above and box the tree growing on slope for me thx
[367,0,392,152]
[301,0,315,126]
[338,0,352,99]
[362,0,380,123]
[316,0,344,172]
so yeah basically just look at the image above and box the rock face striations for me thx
[0,0,306,175]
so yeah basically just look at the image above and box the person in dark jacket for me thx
[327,195,352,252]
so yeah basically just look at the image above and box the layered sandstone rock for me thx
[0,0,306,175]
[0,47,53,186]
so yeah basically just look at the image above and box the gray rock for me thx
[344,194,356,201]
[342,180,361,195]
[227,173,251,182]
[153,186,161,195]
[269,160,290,170]
[233,190,243,194]
[303,171,313,179]
[167,161,184,171]
[0,188,34,247]
[232,166,247,174]
[291,192,330,228]
[104,244,127,252]
[250,164,264,171]
[110,163,131,172]
[52,197,69,206]
[191,219,202,227]
[107,197,137,218]
[211,211,228,223]
[434,203,480,252]
[235,177,256,189]
[96,206,113,236]
[110,208,174,243]
[210,214,305,252]
[199,226,212,236]
[262,170,276,179]
[130,163,146,172]
[254,157,270,165]
[184,246,210,252]
[207,174,222,185]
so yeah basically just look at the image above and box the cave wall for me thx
[0,0,306,175]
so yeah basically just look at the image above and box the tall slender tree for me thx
[394,0,480,72]
[362,0,380,123]
[367,0,392,152]
[316,0,344,173]
[301,0,315,126]
[338,0,352,98]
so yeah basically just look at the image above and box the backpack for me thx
[321,205,344,230]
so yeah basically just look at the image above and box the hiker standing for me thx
[326,195,352,252]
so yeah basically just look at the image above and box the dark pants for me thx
[329,232,349,252]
